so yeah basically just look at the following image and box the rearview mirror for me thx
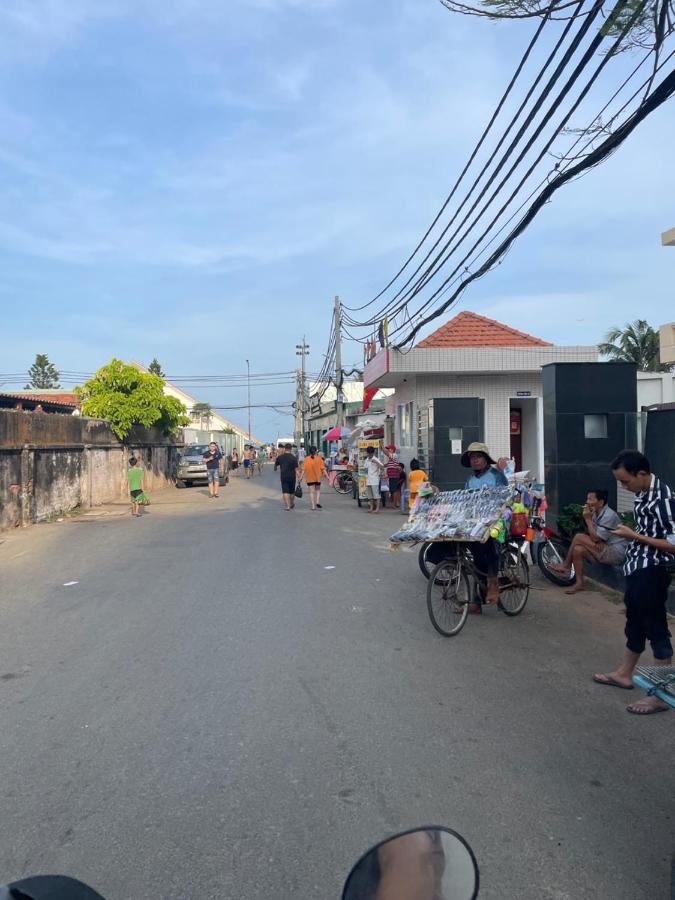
[342,827,479,900]
[4,876,106,899]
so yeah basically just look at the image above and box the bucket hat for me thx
[461,441,496,468]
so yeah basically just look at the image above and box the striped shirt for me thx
[624,474,675,575]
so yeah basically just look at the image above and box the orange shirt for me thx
[408,469,427,495]
[303,455,325,482]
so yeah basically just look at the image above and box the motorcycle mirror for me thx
[3,876,106,900]
[341,826,479,900]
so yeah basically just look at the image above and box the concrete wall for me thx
[0,411,183,530]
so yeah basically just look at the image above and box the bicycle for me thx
[330,468,355,495]
[426,539,530,637]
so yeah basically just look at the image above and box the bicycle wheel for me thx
[498,546,530,616]
[333,472,353,494]
[426,561,471,636]
[418,543,457,580]
[537,538,576,587]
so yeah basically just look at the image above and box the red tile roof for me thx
[0,391,80,408]
[417,311,552,348]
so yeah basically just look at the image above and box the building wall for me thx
[637,372,675,407]
[370,345,597,382]
[390,373,543,465]
[0,411,182,530]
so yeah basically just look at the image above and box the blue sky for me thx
[1,0,673,439]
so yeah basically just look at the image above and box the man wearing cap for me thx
[384,444,401,508]
[461,442,509,613]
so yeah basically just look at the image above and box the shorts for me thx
[281,478,296,495]
[595,542,626,566]
[624,565,673,659]
[130,489,143,499]
[306,481,321,487]
[389,477,400,494]
[244,459,252,468]
[366,485,380,500]
[206,468,221,483]
[231,461,239,469]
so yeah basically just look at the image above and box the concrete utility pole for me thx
[334,295,344,428]
[295,336,310,446]
[294,368,303,448]
[246,359,251,441]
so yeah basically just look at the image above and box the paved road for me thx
[0,469,673,899]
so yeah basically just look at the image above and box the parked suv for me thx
[176,443,229,488]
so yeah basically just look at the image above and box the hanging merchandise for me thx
[390,486,511,544]
[510,499,529,537]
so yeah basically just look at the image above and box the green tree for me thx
[25,353,61,389]
[148,358,165,377]
[77,359,190,439]
[440,0,661,51]
[191,402,213,429]
[598,319,672,372]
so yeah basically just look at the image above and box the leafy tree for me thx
[598,319,673,372]
[191,402,213,429]
[77,359,190,439]
[439,0,663,52]
[25,353,61,389]
[148,358,165,377]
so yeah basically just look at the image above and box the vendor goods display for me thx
[390,486,511,544]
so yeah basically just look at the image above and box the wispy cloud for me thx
[1,0,673,437]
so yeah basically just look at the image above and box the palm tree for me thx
[598,319,672,372]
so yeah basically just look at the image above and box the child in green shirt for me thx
[127,457,145,518]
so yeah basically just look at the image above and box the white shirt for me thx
[365,457,383,486]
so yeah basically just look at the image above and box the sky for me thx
[1,0,673,440]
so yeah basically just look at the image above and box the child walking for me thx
[127,456,145,517]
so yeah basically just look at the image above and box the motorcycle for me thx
[0,826,480,899]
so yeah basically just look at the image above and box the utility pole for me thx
[246,359,251,441]
[295,336,310,447]
[294,369,303,449]
[334,295,344,428]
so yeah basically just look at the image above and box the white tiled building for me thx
[364,311,598,482]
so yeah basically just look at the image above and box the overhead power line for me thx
[336,0,674,350]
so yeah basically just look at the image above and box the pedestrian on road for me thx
[202,442,224,498]
[243,444,254,479]
[593,449,675,715]
[230,447,239,475]
[550,489,627,594]
[365,446,385,514]
[274,442,299,511]
[384,445,401,508]
[396,462,407,509]
[407,458,428,510]
[301,446,327,510]
[127,456,145,517]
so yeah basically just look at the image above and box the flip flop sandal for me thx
[626,704,669,715]
[593,674,634,690]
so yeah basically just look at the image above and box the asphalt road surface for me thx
[1,468,673,899]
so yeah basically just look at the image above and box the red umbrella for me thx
[322,426,351,441]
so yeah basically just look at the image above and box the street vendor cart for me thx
[390,486,530,636]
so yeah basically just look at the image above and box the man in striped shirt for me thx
[593,450,675,715]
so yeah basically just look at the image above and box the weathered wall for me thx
[0,449,22,528]
[0,411,183,530]
[34,449,83,522]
